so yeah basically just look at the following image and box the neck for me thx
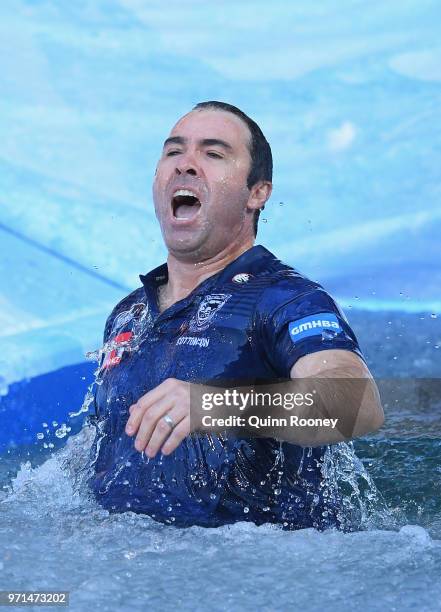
[162,238,255,306]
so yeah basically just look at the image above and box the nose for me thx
[175,152,198,176]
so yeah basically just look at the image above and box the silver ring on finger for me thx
[162,414,176,430]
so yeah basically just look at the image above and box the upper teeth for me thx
[173,189,197,198]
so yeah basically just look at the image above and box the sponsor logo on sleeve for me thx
[288,313,342,343]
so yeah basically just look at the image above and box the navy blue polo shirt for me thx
[88,245,364,530]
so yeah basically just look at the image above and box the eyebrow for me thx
[163,136,233,151]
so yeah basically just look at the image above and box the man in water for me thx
[89,101,384,530]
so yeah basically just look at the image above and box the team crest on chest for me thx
[189,294,232,332]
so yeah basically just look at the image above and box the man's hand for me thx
[125,378,191,458]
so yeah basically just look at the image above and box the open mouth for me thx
[171,189,201,220]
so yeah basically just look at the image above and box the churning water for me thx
[1,390,440,612]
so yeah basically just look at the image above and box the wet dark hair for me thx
[193,101,272,236]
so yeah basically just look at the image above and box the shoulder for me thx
[255,261,342,322]
[253,255,354,344]
[103,286,147,342]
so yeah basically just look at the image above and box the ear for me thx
[246,181,272,212]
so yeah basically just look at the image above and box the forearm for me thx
[261,366,384,446]
[193,367,384,447]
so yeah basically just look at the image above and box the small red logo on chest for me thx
[103,331,133,369]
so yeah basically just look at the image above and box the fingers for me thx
[160,416,190,456]
[135,400,185,454]
[125,378,191,458]
[145,410,188,458]
[126,377,176,435]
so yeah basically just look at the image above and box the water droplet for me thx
[210,493,217,500]
[55,424,70,439]
[243,506,250,514]
[321,329,337,341]
[262,218,268,223]
[273,488,281,496]
[36,433,44,440]
[431,313,437,319]
[263,506,270,512]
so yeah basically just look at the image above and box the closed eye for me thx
[165,149,223,159]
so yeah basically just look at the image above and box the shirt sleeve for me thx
[257,285,365,378]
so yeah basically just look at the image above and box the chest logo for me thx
[101,302,150,370]
[189,293,231,332]
[232,273,252,284]
[103,331,134,369]
[110,302,147,336]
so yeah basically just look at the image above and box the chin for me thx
[165,234,206,259]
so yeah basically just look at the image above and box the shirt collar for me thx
[139,244,275,296]
[139,262,168,292]
[215,244,275,284]
[139,245,277,317]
